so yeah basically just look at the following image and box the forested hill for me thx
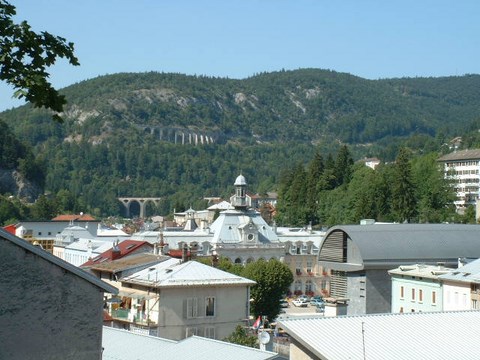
[1,69,480,218]
[3,69,480,147]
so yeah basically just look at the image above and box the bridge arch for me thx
[118,197,162,218]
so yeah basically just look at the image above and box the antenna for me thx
[362,321,366,360]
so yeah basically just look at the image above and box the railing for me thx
[111,308,129,319]
[111,309,155,325]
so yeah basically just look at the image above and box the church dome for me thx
[234,174,247,186]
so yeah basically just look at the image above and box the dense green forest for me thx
[1,69,480,224]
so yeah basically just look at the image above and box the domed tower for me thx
[230,174,251,210]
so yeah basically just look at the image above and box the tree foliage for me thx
[276,146,459,227]
[223,325,258,348]
[0,0,79,120]
[242,259,293,321]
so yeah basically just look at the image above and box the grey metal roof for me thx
[209,209,279,244]
[102,327,279,360]
[437,149,480,161]
[278,311,480,360]
[324,224,480,263]
[0,228,117,294]
[439,258,480,283]
[122,259,256,288]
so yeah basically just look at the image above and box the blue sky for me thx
[1,0,479,111]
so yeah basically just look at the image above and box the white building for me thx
[388,264,452,313]
[103,259,255,341]
[438,258,480,311]
[437,149,480,213]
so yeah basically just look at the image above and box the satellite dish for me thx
[258,331,270,345]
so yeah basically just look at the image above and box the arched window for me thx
[246,257,254,264]
[234,257,242,264]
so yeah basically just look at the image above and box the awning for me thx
[117,290,157,300]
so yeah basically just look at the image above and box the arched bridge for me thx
[118,197,162,218]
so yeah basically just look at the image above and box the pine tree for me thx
[391,148,417,222]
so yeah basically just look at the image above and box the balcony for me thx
[111,309,156,326]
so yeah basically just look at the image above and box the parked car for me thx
[310,298,324,307]
[297,295,310,302]
[292,298,308,307]
[280,299,289,308]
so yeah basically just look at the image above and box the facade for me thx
[437,149,480,213]
[277,226,326,296]
[102,258,255,341]
[318,223,480,315]
[0,228,117,360]
[389,264,450,313]
[438,258,480,311]
[278,311,480,360]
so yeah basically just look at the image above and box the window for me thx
[432,291,436,305]
[296,262,302,275]
[205,297,215,317]
[306,261,313,274]
[186,297,198,319]
[204,327,215,339]
[400,286,404,299]
[419,289,423,303]
[411,288,415,301]
[472,299,478,309]
[399,307,404,313]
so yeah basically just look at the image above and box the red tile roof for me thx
[82,240,153,267]
[51,214,97,221]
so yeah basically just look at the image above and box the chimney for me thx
[112,239,121,260]
[190,242,198,259]
[182,243,189,262]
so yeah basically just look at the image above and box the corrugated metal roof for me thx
[324,224,480,264]
[0,228,117,294]
[278,311,480,360]
[439,258,480,283]
[122,259,256,288]
[102,327,279,360]
[437,149,480,161]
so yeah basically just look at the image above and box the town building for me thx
[437,149,480,213]
[0,228,117,359]
[99,257,255,341]
[438,258,480,311]
[388,264,452,313]
[318,223,480,315]
[277,311,480,360]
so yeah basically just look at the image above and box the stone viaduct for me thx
[118,197,162,218]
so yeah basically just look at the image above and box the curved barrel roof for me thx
[323,224,480,263]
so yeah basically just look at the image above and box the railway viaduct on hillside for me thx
[118,197,162,218]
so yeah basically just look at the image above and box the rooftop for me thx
[122,259,256,288]
[278,311,480,360]
[102,327,278,360]
[437,149,480,162]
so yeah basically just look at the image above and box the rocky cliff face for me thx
[0,168,42,203]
